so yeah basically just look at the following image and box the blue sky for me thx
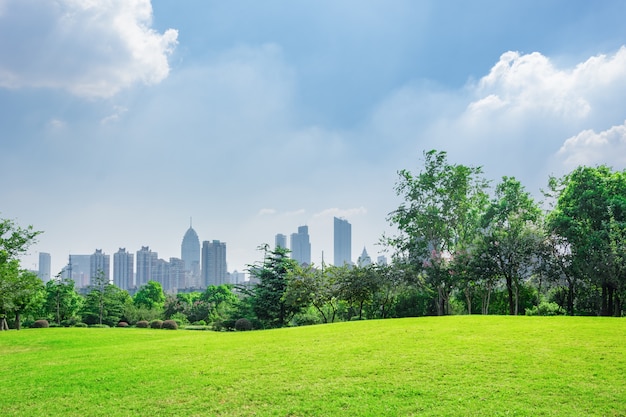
[2,0,626,276]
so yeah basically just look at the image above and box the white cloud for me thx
[558,121,626,169]
[314,207,367,219]
[0,0,177,98]
[257,209,277,216]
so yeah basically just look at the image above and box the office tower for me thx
[377,255,388,266]
[90,249,110,285]
[334,217,352,266]
[63,254,91,287]
[358,247,372,267]
[290,225,311,265]
[38,252,51,282]
[153,258,169,290]
[113,248,134,290]
[136,246,157,287]
[181,222,201,288]
[168,257,185,291]
[201,240,227,287]
[275,233,287,249]
[230,270,246,284]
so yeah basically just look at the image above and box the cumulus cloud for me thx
[0,0,177,98]
[314,207,367,218]
[558,121,626,169]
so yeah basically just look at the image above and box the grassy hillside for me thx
[1,316,625,416]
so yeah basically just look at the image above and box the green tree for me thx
[546,166,626,316]
[284,263,340,323]
[134,280,166,310]
[44,277,83,325]
[81,272,130,326]
[201,284,238,322]
[250,245,300,328]
[475,177,543,315]
[0,218,43,330]
[387,150,488,315]
[336,264,379,320]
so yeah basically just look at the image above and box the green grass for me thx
[1,316,625,416]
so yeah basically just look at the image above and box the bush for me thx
[74,323,88,328]
[526,301,566,316]
[150,319,163,329]
[31,320,49,328]
[117,321,129,328]
[136,320,149,328]
[89,324,110,328]
[235,318,253,331]
[61,318,80,327]
[192,320,206,326]
[162,320,178,330]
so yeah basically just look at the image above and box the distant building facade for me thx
[290,225,311,265]
[334,217,352,266]
[357,247,372,267]
[38,252,51,282]
[90,249,110,285]
[275,233,287,249]
[136,246,157,287]
[181,223,201,288]
[113,248,134,290]
[202,240,227,287]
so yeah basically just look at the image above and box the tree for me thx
[336,264,379,320]
[134,281,165,310]
[200,284,238,322]
[0,218,43,330]
[45,277,83,325]
[546,166,626,316]
[284,263,340,323]
[250,245,300,328]
[475,177,543,315]
[81,272,130,326]
[387,150,489,315]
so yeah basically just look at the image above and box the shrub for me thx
[162,320,178,330]
[90,324,110,328]
[192,320,206,326]
[117,321,129,328]
[74,323,88,328]
[235,318,253,331]
[31,320,49,328]
[136,320,149,328]
[150,319,163,329]
[526,301,566,316]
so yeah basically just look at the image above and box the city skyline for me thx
[4,1,626,279]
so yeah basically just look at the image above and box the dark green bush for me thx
[150,319,163,329]
[526,301,565,316]
[136,320,149,328]
[192,320,206,326]
[89,324,110,328]
[235,318,253,331]
[31,319,49,328]
[162,320,178,330]
[117,321,129,328]
[74,322,88,328]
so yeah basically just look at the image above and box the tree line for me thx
[1,150,624,330]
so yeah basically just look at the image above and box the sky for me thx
[2,0,626,277]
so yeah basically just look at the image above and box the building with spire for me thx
[181,219,201,288]
[357,247,372,267]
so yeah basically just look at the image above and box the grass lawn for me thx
[1,316,625,416]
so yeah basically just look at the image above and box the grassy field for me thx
[0,316,625,416]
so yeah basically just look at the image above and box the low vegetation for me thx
[0,316,624,416]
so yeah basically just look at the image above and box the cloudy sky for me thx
[3,0,626,277]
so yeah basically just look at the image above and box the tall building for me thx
[181,222,201,288]
[290,225,311,265]
[136,246,157,287]
[334,217,352,266]
[168,257,185,292]
[202,240,227,287]
[357,247,372,267]
[90,249,110,285]
[113,248,134,290]
[275,233,287,249]
[153,258,169,290]
[38,252,51,282]
[62,254,91,287]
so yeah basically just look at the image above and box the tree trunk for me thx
[506,276,515,315]
[15,311,21,330]
[465,287,472,315]
[1,317,8,331]
[567,279,575,316]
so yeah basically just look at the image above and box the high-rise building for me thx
[62,254,91,287]
[357,247,372,267]
[275,233,287,249]
[201,240,227,287]
[136,246,157,287]
[290,225,311,265]
[38,252,51,282]
[153,258,169,290]
[168,257,185,291]
[181,221,201,288]
[334,217,352,266]
[113,248,134,290]
[377,255,388,266]
[90,249,110,285]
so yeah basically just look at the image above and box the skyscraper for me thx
[90,249,110,285]
[63,254,91,287]
[201,240,227,287]
[290,225,311,265]
[168,257,185,291]
[275,233,287,249]
[38,252,51,282]
[357,247,372,267]
[113,248,134,290]
[136,246,157,287]
[181,221,201,288]
[334,217,352,266]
